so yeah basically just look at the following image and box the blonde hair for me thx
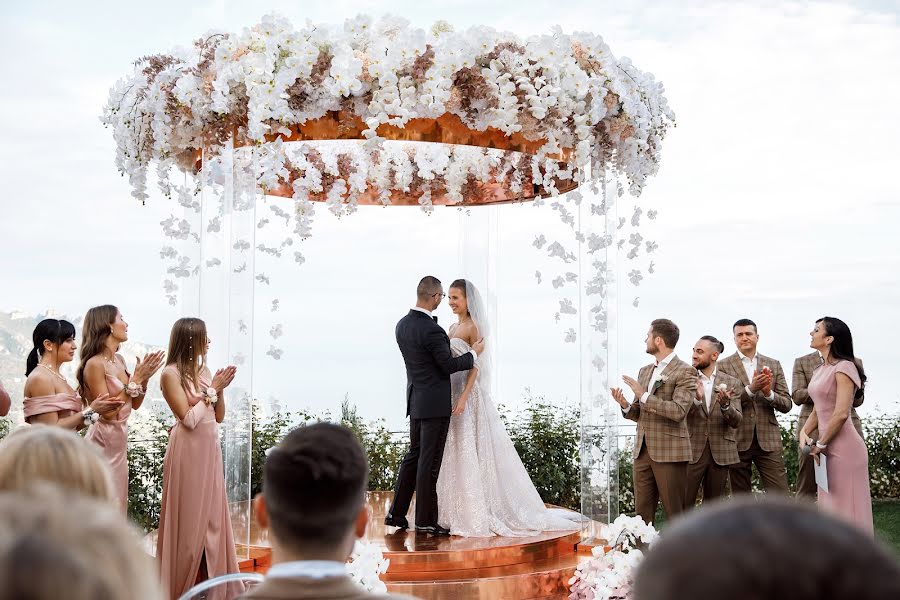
[166,317,209,394]
[0,426,115,503]
[0,485,163,600]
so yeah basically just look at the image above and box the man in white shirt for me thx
[717,319,793,494]
[685,336,743,506]
[613,319,696,525]
[243,423,414,600]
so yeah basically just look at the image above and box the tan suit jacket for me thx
[623,355,695,463]
[792,351,864,438]
[240,575,416,600]
[686,370,744,466]
[717,352,792,453]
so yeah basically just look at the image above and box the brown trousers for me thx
[685,442,730,506]
[634,446,687,525]
[729,433,789,494]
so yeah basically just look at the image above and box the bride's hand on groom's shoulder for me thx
[472,338,485,355]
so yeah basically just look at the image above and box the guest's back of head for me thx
[0,426,114,503]
[633,497,900,600]
[258,422,369,558]
[0,485,163,600]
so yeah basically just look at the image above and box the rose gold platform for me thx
[150,492,590,599]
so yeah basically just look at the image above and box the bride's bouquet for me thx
[346,539,391,593]
[569,514,658,600]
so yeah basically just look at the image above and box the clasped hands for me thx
[748,367,773,397]
[799,429,824,465]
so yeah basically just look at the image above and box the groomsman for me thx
[718,319,793,494]
[613,319,695,525]
[793,351,865,498]
[685,336,743,506]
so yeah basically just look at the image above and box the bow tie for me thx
[432,316,438,323]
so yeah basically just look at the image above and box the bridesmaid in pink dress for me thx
[799,317,872,535]
[157,317,241,600]
[77,305,165,512]
[24,318,123,431]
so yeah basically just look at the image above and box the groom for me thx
[385,276,484,535]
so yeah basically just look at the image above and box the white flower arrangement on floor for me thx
[569,514,658,600]
[346,539,390,593]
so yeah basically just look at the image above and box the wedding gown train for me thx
[436,337,582,537]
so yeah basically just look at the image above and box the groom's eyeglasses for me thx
[432,292,446,298]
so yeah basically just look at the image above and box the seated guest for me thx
[685,336,743,506]
[0,485,163,600]
[244,423,414,600]
[0,379,9,417]
[632,497,900,600]
[0,426,115,504]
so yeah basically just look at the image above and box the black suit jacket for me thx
[396,309,475,419]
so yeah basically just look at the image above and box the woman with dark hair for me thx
[77,305,164,512]
[157,317,240,599]
[799,317,872,534]
[23,319,122,430]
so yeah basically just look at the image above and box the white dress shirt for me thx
[640,352,677,404]
[739,352,774,400]
[699,368,716,412]
[266,560,347,579]
[410,307,478,361]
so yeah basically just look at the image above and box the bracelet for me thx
[205,386,219,405]
[815,441,827,449]
[82,409,100,427]
[125,381,144,398]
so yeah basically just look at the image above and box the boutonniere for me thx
[652,375,669,391]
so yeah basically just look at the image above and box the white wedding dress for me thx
[436,337,582,537]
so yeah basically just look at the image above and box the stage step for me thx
[385,554,584,599]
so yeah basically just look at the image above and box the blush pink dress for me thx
[808,359,873,535]
[85,372,132,512]
[156,370,240,600]
[23,392,82,423]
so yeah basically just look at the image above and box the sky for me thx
[1,0,898,430]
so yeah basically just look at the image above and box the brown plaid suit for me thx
[622,355,695,525]
[793,351,865,498]
[717,351,792,494]
[684,369,743,505]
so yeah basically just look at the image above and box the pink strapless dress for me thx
[23,392,82,423]
[808,360,873,535]
[156,372,240,600]
[85,373,132,512]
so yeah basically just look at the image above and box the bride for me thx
[436,279,581,537]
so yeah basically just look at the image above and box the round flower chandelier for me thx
[103,14,675,215]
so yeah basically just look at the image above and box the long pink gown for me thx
[156,370,240,600]
[23,392,82,423]
[808,360,873,535]
[85,372,132,512]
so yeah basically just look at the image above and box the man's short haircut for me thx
[416,276,442,301]
[263,423,369,551]
[700,335,725,354]
[650,319,680,349]
[633,497,900,600]
[733,318,757,333]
